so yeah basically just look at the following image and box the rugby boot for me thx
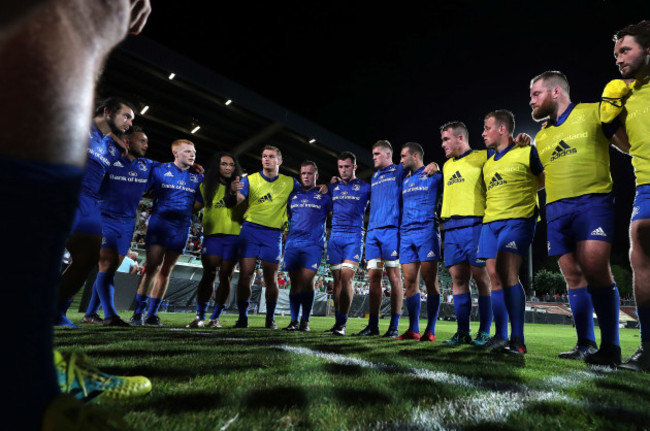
[396,330,421,340]
[619,343,650,372]
[352,325,380,336]
[443,330,472,345]
[185,317,205,328]
[585,343,621,368]
[470,331,491,347]
[558,341,598,360]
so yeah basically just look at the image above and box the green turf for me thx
[55,313,650,430]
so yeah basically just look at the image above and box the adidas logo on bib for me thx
[591,227,607,237]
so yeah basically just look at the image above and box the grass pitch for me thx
[55,313,650,430]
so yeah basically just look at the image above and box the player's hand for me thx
[317,184,329,194]
[330,176,340,184]
[129,0,151,34]
[514,133,531,147]
[600,79,634,123]
[191,163,205,174]
[230,176,243,193]
[423,162,439,176]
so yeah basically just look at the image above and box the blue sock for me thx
[237,300,250,321]
[57,298,73,316]
[196,301,209,320]
[568,287,596,344]
[86,283,101,315]
[589,284,620,346]
[54,299,77,326]
[134,293,148,315]
[425,293,440,334]
[95,271,118,318]
[300,291,315,322]
[210,303,225,320]
[453,293,472,333]
[389,313,401,330]
[147,298,162,317]
[369,313,379,329]
[504,283,526,343]
[638,306,650,342]
[491,289,509,340]
[340,313,349,326]
[335,310,342,325]
[289,294,300,321]
[406,293,421,333]
[478,295,493,334]
[266,301,277,323]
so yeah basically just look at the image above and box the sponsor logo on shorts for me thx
[113,161,124,167]
[550,140,577,161]
[547,241,551,252]
[488,173,507,189]
[312,263,318,269]
[391,250,398,257]
[505,241,517,250]
[164,171,174,177]
[447,170,465,186]
[632,206,640,219]
[590,226,607,237]
[426,250,435,258]
[354,254,360,260]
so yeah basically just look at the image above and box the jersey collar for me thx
[550,103,576,127]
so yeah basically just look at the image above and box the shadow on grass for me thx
[322,363,366,377]
[245,386,308,409]
[146,391,224,413]
[334,388,391,405]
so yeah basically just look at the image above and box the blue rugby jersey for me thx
[368,163,404,230]
[149,162,203,226]
[401,167,443,233]
[286,187,332,247]
[80,124,122,199]
[99,157,158,219]
[329,178,371,235]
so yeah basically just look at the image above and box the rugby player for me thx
[283,161,332,332]
[224,145,301,329]
[186,152,244,328]
[354,140,437,337]
[530,71,622,364]
[130,139,203,327]
[603,20,650,371]
[326,152,370,336]
[397,143,443,340]
[82,127,155,326]
[440,122,495,346]
[0,1,151,428]
[54,97,134,326]
[478,110,544,354]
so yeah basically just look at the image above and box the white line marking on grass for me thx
[220,413,239,431]
[276,344,600,430]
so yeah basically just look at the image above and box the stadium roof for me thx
[97,36,375,180]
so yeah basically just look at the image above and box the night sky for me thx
[141,1,647,266]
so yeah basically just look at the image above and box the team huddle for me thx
[55,20,650,374]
